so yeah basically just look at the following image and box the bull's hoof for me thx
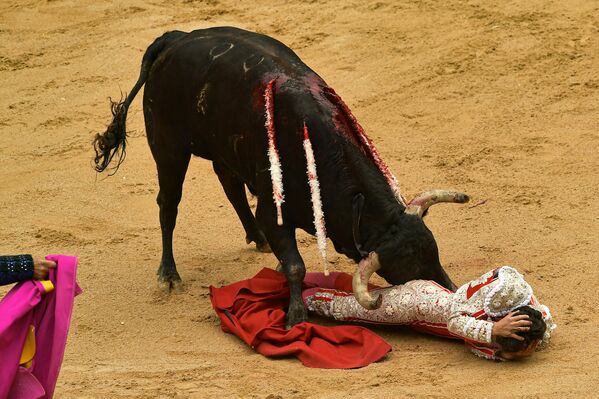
[157,274,184,294]
[256,241,272,253]
[285,303,308,330]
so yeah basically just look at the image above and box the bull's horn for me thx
[405,190,470,217]
[352,252,383,310]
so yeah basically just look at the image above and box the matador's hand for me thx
[33,258,56,280]
[492,311,532,341]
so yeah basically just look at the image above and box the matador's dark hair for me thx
[495,305,546,353]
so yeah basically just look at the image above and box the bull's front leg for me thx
[256,201,307,329]
[269,231,307,329]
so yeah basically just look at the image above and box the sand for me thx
[1,0,598,397]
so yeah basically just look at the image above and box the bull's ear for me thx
[352,193,369,258]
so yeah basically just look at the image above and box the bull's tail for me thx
[93,31,185,174]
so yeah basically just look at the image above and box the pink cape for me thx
[210,268,391,368]
[0,255,81,399]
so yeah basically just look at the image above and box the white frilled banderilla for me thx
[302,123,329,275]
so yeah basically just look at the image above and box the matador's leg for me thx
[303,286,401,324]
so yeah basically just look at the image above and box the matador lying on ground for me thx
[302,265,555,361]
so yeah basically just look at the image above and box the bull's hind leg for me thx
[212,162,271,252]
[153,149,191,292]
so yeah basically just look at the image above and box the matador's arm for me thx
[447,313,494,344]
[0,255,34,286]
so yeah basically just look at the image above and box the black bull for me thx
[94,27,469,327]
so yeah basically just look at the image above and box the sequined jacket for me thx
[304,266,555,360]
[0,255,34,286]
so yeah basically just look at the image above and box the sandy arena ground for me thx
[1,0,598,397]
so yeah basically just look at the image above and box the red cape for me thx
[209,268,391,369]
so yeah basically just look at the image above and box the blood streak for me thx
[323,86,406,206]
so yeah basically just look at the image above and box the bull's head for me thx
[352,190,469,310]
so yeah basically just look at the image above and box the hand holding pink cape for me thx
[0,255,81,399]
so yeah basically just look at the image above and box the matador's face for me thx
[498,339,540,360]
